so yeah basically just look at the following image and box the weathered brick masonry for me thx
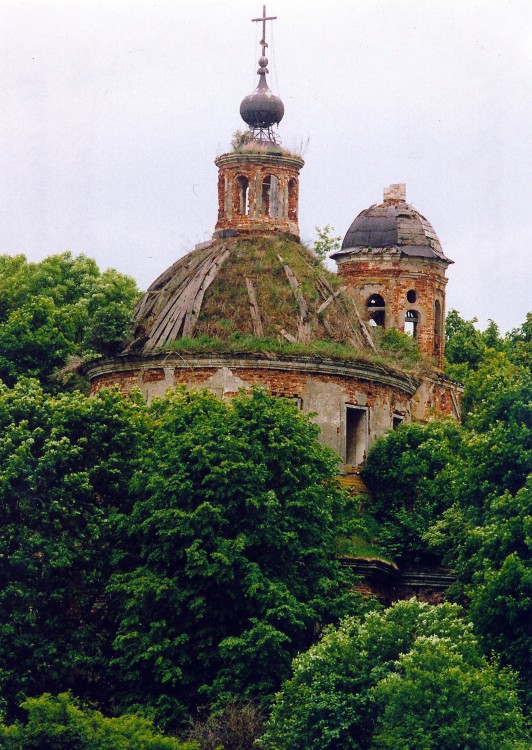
[86,353,461,468]
[214,152,304,240]
[338,257,447,368]
[332,184,453,371]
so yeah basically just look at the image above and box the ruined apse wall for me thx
[86,353,421,469]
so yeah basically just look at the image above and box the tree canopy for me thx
[0,253,139,389]
[0,379,147,717]
[0,692,193,750]
[0,379,363,728]
[110,387,363,725]
[360,311,532,707]
[261,600,529,750]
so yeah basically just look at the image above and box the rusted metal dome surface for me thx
[125,237,369,355]
[334,186,452,264]
[240,71,285,129]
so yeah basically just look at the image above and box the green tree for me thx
[360,314,531,701]
[360,420,461,563]
[0,297,75,385]
[371,637,528,750]
[428,477,532,706]
[0,379,147,718]
[428,337,531,702]
[0,253,139,388]
[261,600,528,750]
[110,388,363,726]
[0,692,193,750]
[313,225,341,261]
[444,309,487,381]
[505,312,532,369]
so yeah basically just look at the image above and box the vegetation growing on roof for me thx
[229,130,303,159]
[177,237,354,345]
[167,332,426,375]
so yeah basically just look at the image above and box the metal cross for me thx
[252,5,277,57]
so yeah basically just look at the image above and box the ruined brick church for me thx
[85,7,462,476]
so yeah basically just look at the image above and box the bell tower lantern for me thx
[213,5,304,241]
[331,184,453,370]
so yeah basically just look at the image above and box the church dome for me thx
[240,58,285,129]
[126,236,368,355]
[334,184,451,263]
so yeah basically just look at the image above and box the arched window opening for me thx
[236,176,249,215]
[288,178,298,220]
[407,289,417,303]
[405,309,419,338]
[434,299,442,354]
[366,294,385,327]
[261,176,271,216]
[261,175,280,217]
[345,405,368,467]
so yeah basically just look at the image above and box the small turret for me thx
[213,5,303,240]
[332,185,453,369]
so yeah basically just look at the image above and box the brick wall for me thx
[214,152,304,239]
[337,255,448,369]
[88,357,420,461]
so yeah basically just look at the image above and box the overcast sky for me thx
[0,0,530,332]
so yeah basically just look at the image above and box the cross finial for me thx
[252,5,277,57]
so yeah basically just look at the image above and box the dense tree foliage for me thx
[444,309,532,392]
[0,378,362,729]
[0,693,193,749]
[444,309,504,383]
[0,380,147,717]
[110,388,362,725]
[360,420,461,562]
[0,254,529,745]
[261,600,528,750]
[361,311,532,707]
[0,253,139,388]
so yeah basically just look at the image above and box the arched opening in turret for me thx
[434,299,442,353]
[236,176,249,215]
[405,309,419,338]
[366,294,385,327]
[261,175,280,217]
[261,176,271,216]
[288,178,298,220]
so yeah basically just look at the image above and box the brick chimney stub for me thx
[384,183,406,203]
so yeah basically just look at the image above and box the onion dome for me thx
[125,236,368,355]
[333,184,452,264]
[240,55,285,129]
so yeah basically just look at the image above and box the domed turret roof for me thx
[125,237,369,355]
[240,57,285,129]
[333,184,452,264]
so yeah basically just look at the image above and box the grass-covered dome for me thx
[126,236,370,355]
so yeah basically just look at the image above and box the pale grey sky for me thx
[0,0,530,332]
